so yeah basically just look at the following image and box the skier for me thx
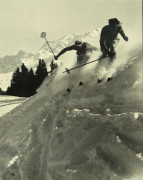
[100,18,128,59]
[97,18,129,83]
[54,40,98,64]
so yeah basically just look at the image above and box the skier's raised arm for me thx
[54,45,76,60]
[119,26,128,41]
[55,40,98,64]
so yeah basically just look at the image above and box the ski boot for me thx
[79,82,83,86]
[97,78,103,83]
[107,77,112,81]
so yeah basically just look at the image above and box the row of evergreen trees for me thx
[6,59,48,97]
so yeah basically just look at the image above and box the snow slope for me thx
[0,35,142,180]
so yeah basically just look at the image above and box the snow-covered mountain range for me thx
[0,29,101,91]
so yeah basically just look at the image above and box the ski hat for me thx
[75,40,82,45]
[108,18,120,25]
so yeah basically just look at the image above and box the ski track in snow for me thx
[0,95,27,117]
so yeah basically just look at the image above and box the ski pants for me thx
[77,54,90,65]
[100,39,119,56]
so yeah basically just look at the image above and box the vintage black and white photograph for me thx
[0,0,142,179]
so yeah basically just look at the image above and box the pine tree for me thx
[41,59,48,78]
[27,68,36,96]
[35,59,48,89]
[35,59,42,88]
[8,67,22,96]
[20,63,29,97]
[6,86,12,95]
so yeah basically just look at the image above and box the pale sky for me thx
[0,0,142,57]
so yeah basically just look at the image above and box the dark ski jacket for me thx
[100,24,127,47]
[56,42,97,58]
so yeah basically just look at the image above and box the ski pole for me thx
[63,57,105,73]
[40,32,55,57]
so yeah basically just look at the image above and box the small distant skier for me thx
[54,40,98,64]
[100,18,128,59]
